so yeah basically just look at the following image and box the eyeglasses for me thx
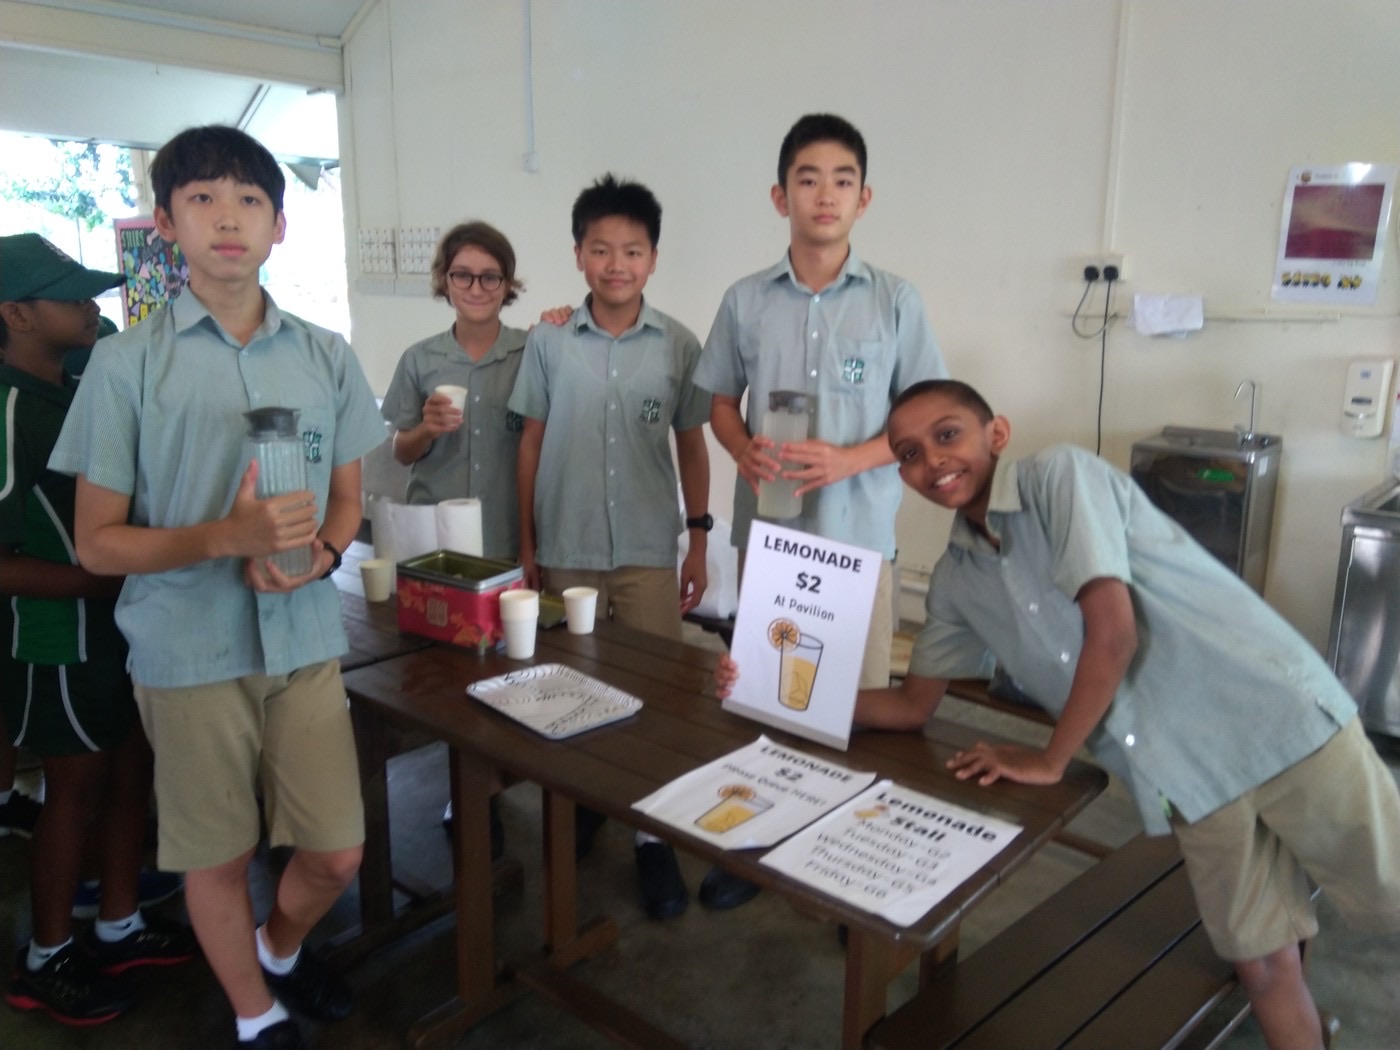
[446,270,505,291]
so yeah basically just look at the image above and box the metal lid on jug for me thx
[767,390,809,413]
[244,406,301,438]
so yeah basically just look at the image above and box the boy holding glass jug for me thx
[51,126,386,1050]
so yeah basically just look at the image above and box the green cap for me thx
[0,233,125,303]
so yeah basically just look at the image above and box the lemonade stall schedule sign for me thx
[760,781,1022,927]
[632,736,876,850]
[724,522,881,750]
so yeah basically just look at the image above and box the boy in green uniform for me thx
[510,174,712,919]
[1,234,195,1026]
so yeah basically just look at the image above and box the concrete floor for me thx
[4,654,1399,1049]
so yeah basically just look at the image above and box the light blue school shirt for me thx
[507,299,709,570]
[909,446,1355,835]
[381,325,527,559]
[693,252,947,559]
[49,292,388,689]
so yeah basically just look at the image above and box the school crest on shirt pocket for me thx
[505,410,524,433]
[841,357,867,384]
[639,397,663,424]
[302,425,325,463]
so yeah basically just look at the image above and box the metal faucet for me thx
[1234,379,1258,444]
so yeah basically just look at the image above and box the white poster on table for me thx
[632,736,876,850]
[760,781,1022,927]
[723,522,881,750]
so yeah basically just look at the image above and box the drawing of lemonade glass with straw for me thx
[769,618,823,711]
[695,784,774,833]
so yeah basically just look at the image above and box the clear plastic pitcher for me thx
[757,390,810,520]
[244,406,314,577]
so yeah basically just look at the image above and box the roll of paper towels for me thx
[372,497,486,563]
[435,498,484,557]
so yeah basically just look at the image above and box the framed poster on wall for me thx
[115,217,188,326]
[1272,164,1396,306]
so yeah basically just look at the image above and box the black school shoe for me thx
[241,1018,306,1049]
[698,866,762,911]
[634,842,688,919]
[82,917,199,975]
[5,943,134,1026]
[262,946,353,1022]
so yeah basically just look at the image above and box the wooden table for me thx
[342,623,1106,1049]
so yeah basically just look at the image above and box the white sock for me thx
[94,910,145,943]
[635,830,662,845]
[256,924,300,975]
[26,937,72,971]
[236,1000,290,1042]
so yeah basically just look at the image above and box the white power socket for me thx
[1081,252,1127,282]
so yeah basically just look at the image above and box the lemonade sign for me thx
[725,522,881,750]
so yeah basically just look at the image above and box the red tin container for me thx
[396,550,525,652]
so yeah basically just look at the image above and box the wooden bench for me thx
[865,834,1249,1050]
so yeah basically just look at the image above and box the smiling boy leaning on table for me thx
[719,378,1400,1050]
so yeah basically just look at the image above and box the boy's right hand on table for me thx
[736,434,783,494]
[225,461,319,559]
[420,392,464,435]
[714,654,740,699]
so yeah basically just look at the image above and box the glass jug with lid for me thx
[757,390,811,520]
[244,406,314,577]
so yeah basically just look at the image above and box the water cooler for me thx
[1129,427,1282,594]
[1327,478,1400,737]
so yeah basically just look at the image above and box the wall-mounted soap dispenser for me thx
[1342,358,1394,438]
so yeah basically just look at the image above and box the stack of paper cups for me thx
[498,589,540,659]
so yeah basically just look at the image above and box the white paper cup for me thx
[498,589,540,659]
[434,384,468,414]
[360,558,394,602]
[562,586,599,635]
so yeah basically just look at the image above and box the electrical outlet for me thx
[1081,253,1127,282]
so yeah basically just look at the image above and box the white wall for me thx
[341,0,1400,649]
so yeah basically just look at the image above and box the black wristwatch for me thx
[685,513,714,532]
[319,540,343,579]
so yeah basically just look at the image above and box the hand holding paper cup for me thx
[360,558,394,602]
[434,384,468,414]
[499,588,540,659]
[562,586,599,635]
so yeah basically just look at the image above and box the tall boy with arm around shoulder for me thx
[50,126,388,1050]
[721,378,1399,1050]
[692,112,945,909]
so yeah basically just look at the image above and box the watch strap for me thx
[319,540,343,579]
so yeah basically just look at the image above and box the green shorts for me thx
[0,656,137,756]
[133,659,365,872]
[1173,716,1400,961]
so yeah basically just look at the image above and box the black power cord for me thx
[1070,265,1119,454]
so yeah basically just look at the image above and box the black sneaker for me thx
[262,947,353,1022]
[82,917,198,975]
[0,790,42,838]
[241,1018,306,1049]
[5,943,134,1026]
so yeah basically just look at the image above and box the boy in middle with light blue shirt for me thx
[509,173,712,921]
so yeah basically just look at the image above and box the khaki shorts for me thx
[545,565,682,641]
[1172,716,1400,961]
[738,555,893,689]
[134,659,365,872]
